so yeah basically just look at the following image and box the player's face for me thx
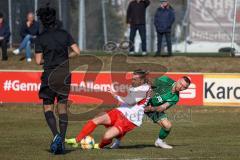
[27,13,34,22]
[131,75,144,87]
[175,78,189,91]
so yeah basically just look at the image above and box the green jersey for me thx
[149,76,179,109]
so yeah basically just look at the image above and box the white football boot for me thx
[110,139,121,149]
[154,138,173,149]
[142,52,147,56]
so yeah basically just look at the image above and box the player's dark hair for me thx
[182,76,191,85]
[36,3,57,28]
[133,69,150,84]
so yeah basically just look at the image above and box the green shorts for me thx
[145,112,168,123]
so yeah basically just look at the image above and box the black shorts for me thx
[39,69,71,105]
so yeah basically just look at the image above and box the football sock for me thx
[59,113,68,140]
[116,133,125,140]
[99,138,112,148]
[76,120,97,142]
[44,111,58,137]
[159,128,171,139]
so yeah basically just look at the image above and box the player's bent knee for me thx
[103,132,112,140]
[93,112,110,125]
[92,118,101,125]
[92,115,106,125]
[159,120,172,130]
[57,104,67,114]
[43,105,53,112]
[164,121,172,130]
[103,130,116,140]
[103,127,120,140]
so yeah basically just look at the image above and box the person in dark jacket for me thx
[154,0,175,57]
[0,12,10,61]
[13,12,40,62]
[127,0,150,56]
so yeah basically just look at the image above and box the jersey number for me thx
[156,96,163,103]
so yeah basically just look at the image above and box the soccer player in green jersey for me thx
[111,75,191,149]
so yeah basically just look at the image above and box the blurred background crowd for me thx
[1,0,240,62]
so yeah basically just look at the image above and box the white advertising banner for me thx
[204,74,240,106]
[189,0,239,42]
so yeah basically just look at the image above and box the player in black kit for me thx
[35,4,80,154]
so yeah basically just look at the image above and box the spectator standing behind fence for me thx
[13,12,39,62]
[127,0,150,56]
[0,12,10,61]
[154,0,175,57]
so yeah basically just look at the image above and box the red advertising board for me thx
[0,71,203,106]
[166,73,203,106]
[0,71,42,103]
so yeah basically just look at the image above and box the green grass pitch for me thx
[0,105,240,160]
[1,51,240,159]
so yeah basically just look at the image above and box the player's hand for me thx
[0,37,4,40]
[69,51,80,58]
[144,105,155,112]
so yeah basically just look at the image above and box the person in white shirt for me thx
[65,69,151,148]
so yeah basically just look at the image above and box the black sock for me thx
[44,111,58,137]
[59,113,68,139]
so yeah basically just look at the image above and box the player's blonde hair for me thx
[133,69,151,84]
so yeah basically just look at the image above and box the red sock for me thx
[99,138,112,148]
[76,120,97,142]
[116,133,125,140]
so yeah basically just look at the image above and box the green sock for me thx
[159,128,170,139]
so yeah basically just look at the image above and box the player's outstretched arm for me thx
[107,87,136,105]
[107,88,126,104]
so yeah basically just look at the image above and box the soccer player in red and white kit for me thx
[65,69,151,148]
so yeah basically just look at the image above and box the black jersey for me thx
[35,28,75,70]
